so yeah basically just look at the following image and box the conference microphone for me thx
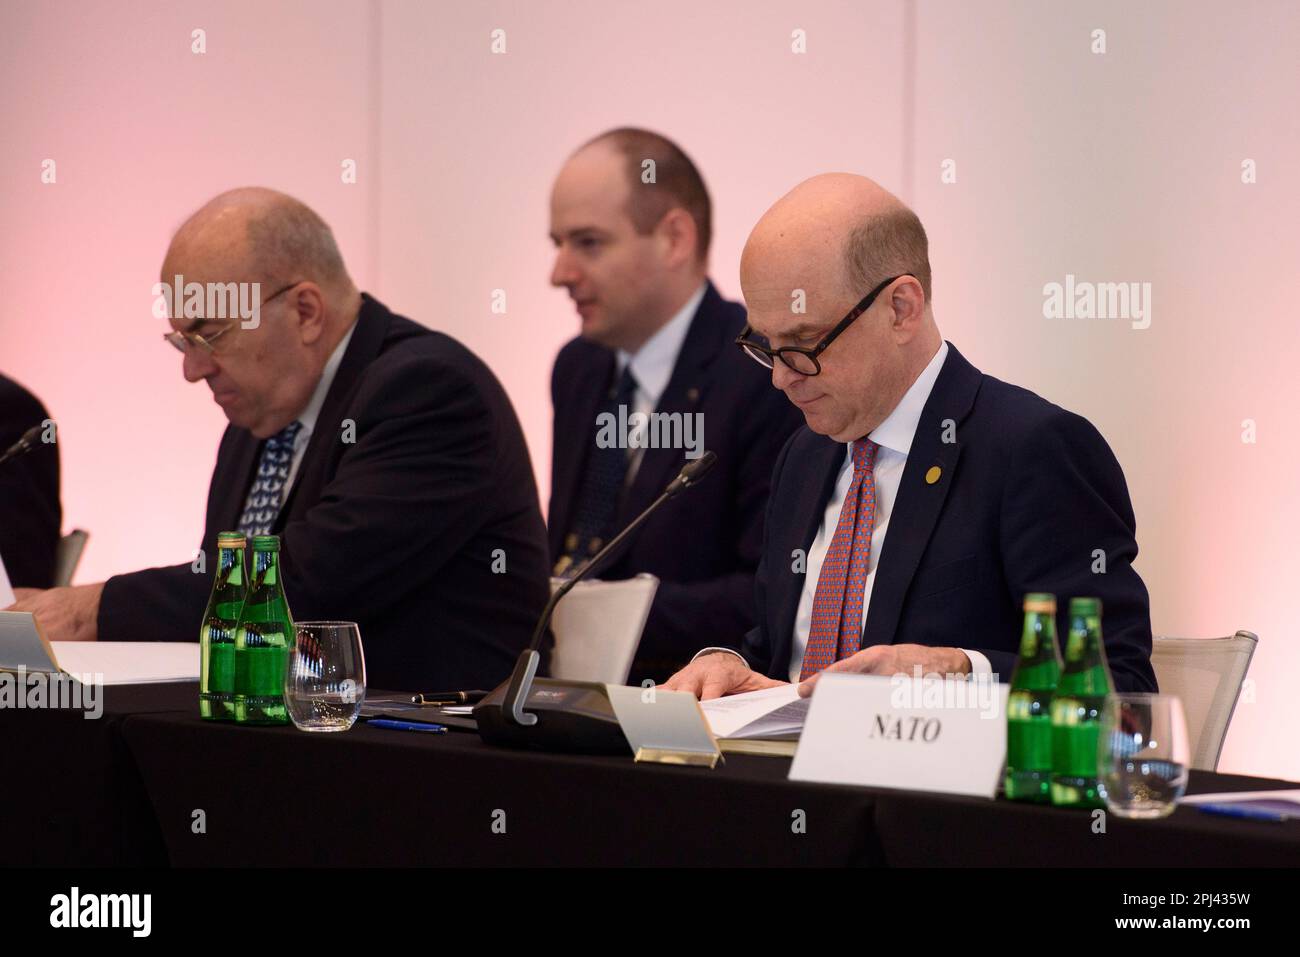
[475,450,718,754]
[0,424,48,470]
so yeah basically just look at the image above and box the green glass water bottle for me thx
[1050,597,1114,807]
[199,532,247,720]
[233,535,294,725]
[1005,593,1061,802]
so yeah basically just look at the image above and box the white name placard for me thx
[789,672,1009,798]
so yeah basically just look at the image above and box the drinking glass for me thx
[1098,693,1190,819]
[285,621,366,732]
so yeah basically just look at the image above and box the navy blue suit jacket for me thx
[741,342,1157,693]
[548,282,803,681]
[98,294,552,692]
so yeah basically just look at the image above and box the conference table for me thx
[5,682,1298,867]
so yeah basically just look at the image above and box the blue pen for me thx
[367,718,447,734]
[1195,803,1290,822]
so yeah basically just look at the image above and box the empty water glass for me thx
[285,621,366,732]
[1098,693,1189,819]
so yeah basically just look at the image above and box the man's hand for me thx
[662,651,787,700]
[8,583,105,642]
[797,644,971,697]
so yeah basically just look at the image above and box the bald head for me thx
[165,187,351,294]
[162,188,361,439]
[742,173,930,304]
[740,173,940,443]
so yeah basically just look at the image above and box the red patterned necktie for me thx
[799,438,880,680]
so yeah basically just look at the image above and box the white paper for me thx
[699,683,807,739]
[49,641,199,684]
[0,553,14,609]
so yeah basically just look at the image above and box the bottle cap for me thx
[1069,596,1102,617]
[251,535,280,551]
[1023,592,1056,614]
[216,531,246,547]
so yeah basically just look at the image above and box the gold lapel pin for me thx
[686,387,700,403]
[925,465,942,485]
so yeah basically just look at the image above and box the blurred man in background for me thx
[547,128,802,683]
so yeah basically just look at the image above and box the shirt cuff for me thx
[692,646,748,667]
[959,648,993,677]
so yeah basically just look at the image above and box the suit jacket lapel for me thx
[277,294,392,529]
[619,282,725,520]
[859,343,983,649]
[210,430,262,533]
[550,350,615,556]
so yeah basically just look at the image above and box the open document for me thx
[700,683,808,754]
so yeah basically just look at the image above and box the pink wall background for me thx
[1,0,1296,778]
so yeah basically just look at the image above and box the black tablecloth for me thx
[6,682,1298,867]
[122,705,1300,868]
[120,715,883,866]
[1,682,193,866]
[873,773,1300,867]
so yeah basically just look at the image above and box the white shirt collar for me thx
[617,282,707,405]
[867,340,949,456]
[297,321,357,434]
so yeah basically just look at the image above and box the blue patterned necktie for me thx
[237,421,302,537]
[555,364,638,578]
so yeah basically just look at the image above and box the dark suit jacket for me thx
[740,342,1158,693]
[99,294,551,692]
[0,373,61,589]
[549,282,803,682]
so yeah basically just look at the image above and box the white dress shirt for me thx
[614,282,706,482]
[700,341,992,680]
[283,321,356,494]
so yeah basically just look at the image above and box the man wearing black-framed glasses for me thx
[665,173,1156,699]
[9,188,551,693]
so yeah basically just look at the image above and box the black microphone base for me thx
[474,678,630,755]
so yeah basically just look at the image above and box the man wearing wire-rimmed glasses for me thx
[8,187,551,692]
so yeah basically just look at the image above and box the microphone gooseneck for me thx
[0,423,48,470]
[525,450,716,655]
[502,450,718,728]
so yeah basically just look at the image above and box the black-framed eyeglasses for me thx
[162,280,304,355]
[735,274,907,376]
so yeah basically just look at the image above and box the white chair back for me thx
[548,574,659,684]
[1150,631,1257,771]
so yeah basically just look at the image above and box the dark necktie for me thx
[237,421,302,538]
[555,364,638,578]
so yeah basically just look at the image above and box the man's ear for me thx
[657,208,699,270]
[291,283,327,345]
[889,278,926,331]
